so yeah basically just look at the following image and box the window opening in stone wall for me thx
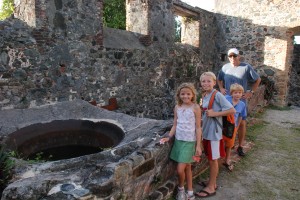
[288,33,300,106]
[294,35,300,44]
[175,16,182,42]
[0,0,14,20]
[103,0,126,30]
[220,53,226,61]
[173,4,199,47]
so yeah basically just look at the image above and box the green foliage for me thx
[0,0,14,20]
[174,16,181,42]
[27,152,53,163]
[266,104,291,111]
[0,145,14,191]
[182,16,194,23]
[9,150,52,163]
[196,93,202,104]
[187,64,195,77]
[103,0,126,30]
[246,120,265,141]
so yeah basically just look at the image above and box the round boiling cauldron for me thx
[5,120,125,161]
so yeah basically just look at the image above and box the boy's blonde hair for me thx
[200,71,216,82]
[176,83,197,106]
[230,83,244,94]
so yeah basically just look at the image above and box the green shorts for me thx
[170,139,196,163]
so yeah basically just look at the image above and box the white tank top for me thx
[175,105,196,142]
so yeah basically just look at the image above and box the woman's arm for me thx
[217,79,226,95]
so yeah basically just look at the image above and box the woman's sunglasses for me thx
[228,55,238,58]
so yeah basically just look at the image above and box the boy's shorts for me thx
[202,139,225,161]
[223,127,238,148]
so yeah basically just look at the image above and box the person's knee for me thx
[177,164,186,174]
[186,164,192,170]
[209,159,218,165]
[238,120,246,130]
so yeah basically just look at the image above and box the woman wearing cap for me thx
[217,48,261,157]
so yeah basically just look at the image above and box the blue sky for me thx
[181,0,215,11]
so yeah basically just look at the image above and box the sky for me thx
[295,36,300,44]
[181,0,215,11]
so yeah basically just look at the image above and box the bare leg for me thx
[196,159,218,196]
[185,164,193,191]
[177,163,187,187]
[225,146,231,164]
[238,120,246,147]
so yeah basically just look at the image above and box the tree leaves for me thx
[0,0,14,20]
[103,0,126,30]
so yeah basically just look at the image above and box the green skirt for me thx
[170,139,196,163]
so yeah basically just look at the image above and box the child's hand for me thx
[206,109,216,117]
[192,155,201,162]
[195,146,202,156]
[159,137,170,144]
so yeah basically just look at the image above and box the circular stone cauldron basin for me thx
[5,120,124,161]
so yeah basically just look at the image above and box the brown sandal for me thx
[195,189,216,198]
[197,181,218,190]
[223,162,234,172]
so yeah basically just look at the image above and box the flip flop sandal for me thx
[223,162,234,172]
[197,181,218,190]
[195,189,216,198]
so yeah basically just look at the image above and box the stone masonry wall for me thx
[0,0,221,119]
[288,44,300,106]
[0,0,103,108]
[214,0,300,106]
[126,0,149,35]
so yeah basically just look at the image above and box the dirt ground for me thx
[191,106,300,200]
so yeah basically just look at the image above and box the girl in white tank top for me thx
[160,83,202,200]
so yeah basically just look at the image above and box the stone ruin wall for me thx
[289,44,300,106]
[0,0,223,119]
[214,0,300,107]
[3,0,296,118]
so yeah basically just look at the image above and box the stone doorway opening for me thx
[288,27,300,106]
[5,120,125,161]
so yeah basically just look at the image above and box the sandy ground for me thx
[191,106,300,200]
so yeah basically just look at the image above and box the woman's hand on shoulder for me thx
[220,88,227,95]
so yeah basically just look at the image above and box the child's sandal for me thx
[223,162,234,172]
[197,181,218,190]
